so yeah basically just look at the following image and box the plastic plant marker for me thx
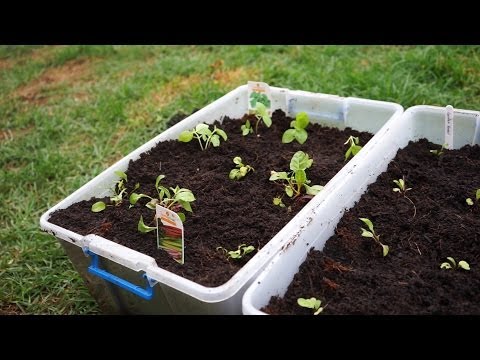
[156,205,184,264]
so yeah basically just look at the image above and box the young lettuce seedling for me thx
[91,171,140,212]
[252,102,272,133]
[178,123,227,150]
[392,178,411,194]
[359,217,389,257]
[130,174,195,224]
[229,157,254,180]
[430,143,448,156]
[466,188,480,206]
[297,297,324,315]
[440,257,470,271]
[217,244,255,260]
[282,111,309,144]
[269,151,323,198]
[344,136,362,161]
[393,177,416,218]
[273,196,286,208]
[241,119,253,136]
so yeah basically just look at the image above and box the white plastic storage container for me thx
[39,84,403,314]
[242,105,480,315]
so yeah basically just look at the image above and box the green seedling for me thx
[393,177,416,218]
[178,123,227,150]
[440,257,470,271]
[297,297,324,315]
[217,244,255,260]
[229,157,254,180]
[269,151,323,198]
[466,188,480,206]
[430,143,448,156]
[252,102,272,133]
[344,136,362,161]
[91,171,140,212]
[359,218,389,257]
[241,119,253,136]
[130,175,195,223]
[273,196,285,208]
[137,215,157,233]
[249,91,271,108]
[91,201,106,212]
[282,112,309,145]
[393,178,411,194]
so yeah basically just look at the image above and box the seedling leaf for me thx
[178,130,193,142]
[382,244,389,257]
[138,215,156,233]
[361,229,374,238]
[114,171,127,182]
[91,201,106,213]
[304,184,323,195]
[359,218,374,232]
[282,129,296,143]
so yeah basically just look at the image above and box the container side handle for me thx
[83,249,157,300]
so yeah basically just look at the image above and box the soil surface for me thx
[264,139,480,314]
[49,110,373,287]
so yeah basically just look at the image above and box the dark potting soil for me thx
[264,139,480,314]
[48,110,373,287]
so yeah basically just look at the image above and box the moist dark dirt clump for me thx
[264,139,480,314]
[49,110,373,287]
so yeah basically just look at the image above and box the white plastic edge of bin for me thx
[39,85,403,303]
[242,104,480,315]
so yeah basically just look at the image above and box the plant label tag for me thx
[248,81,272,114]
[445,105,454,150]
[473,114,480,146]
[156,205,184,265]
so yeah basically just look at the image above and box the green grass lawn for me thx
[1,45,480,314]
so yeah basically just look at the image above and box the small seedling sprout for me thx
[440,256,470,270]
[392,176,416,218]
[466,188,480,206]
[269,151,323,198]
[297,297,324,315]
[430,143,448,156]
[273,196,286,208]
[392,178,411,194]
[91,170,140,212]
[130,175,195,226]
[359,218,389,257]
[344,136,362,161]
[282,112,310,145]
[217,244,255,260]
[440,257,470,271]
[252,102,272,133]
[178,123,227,150]
[229,157,254,180]
[241,119,253,136]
